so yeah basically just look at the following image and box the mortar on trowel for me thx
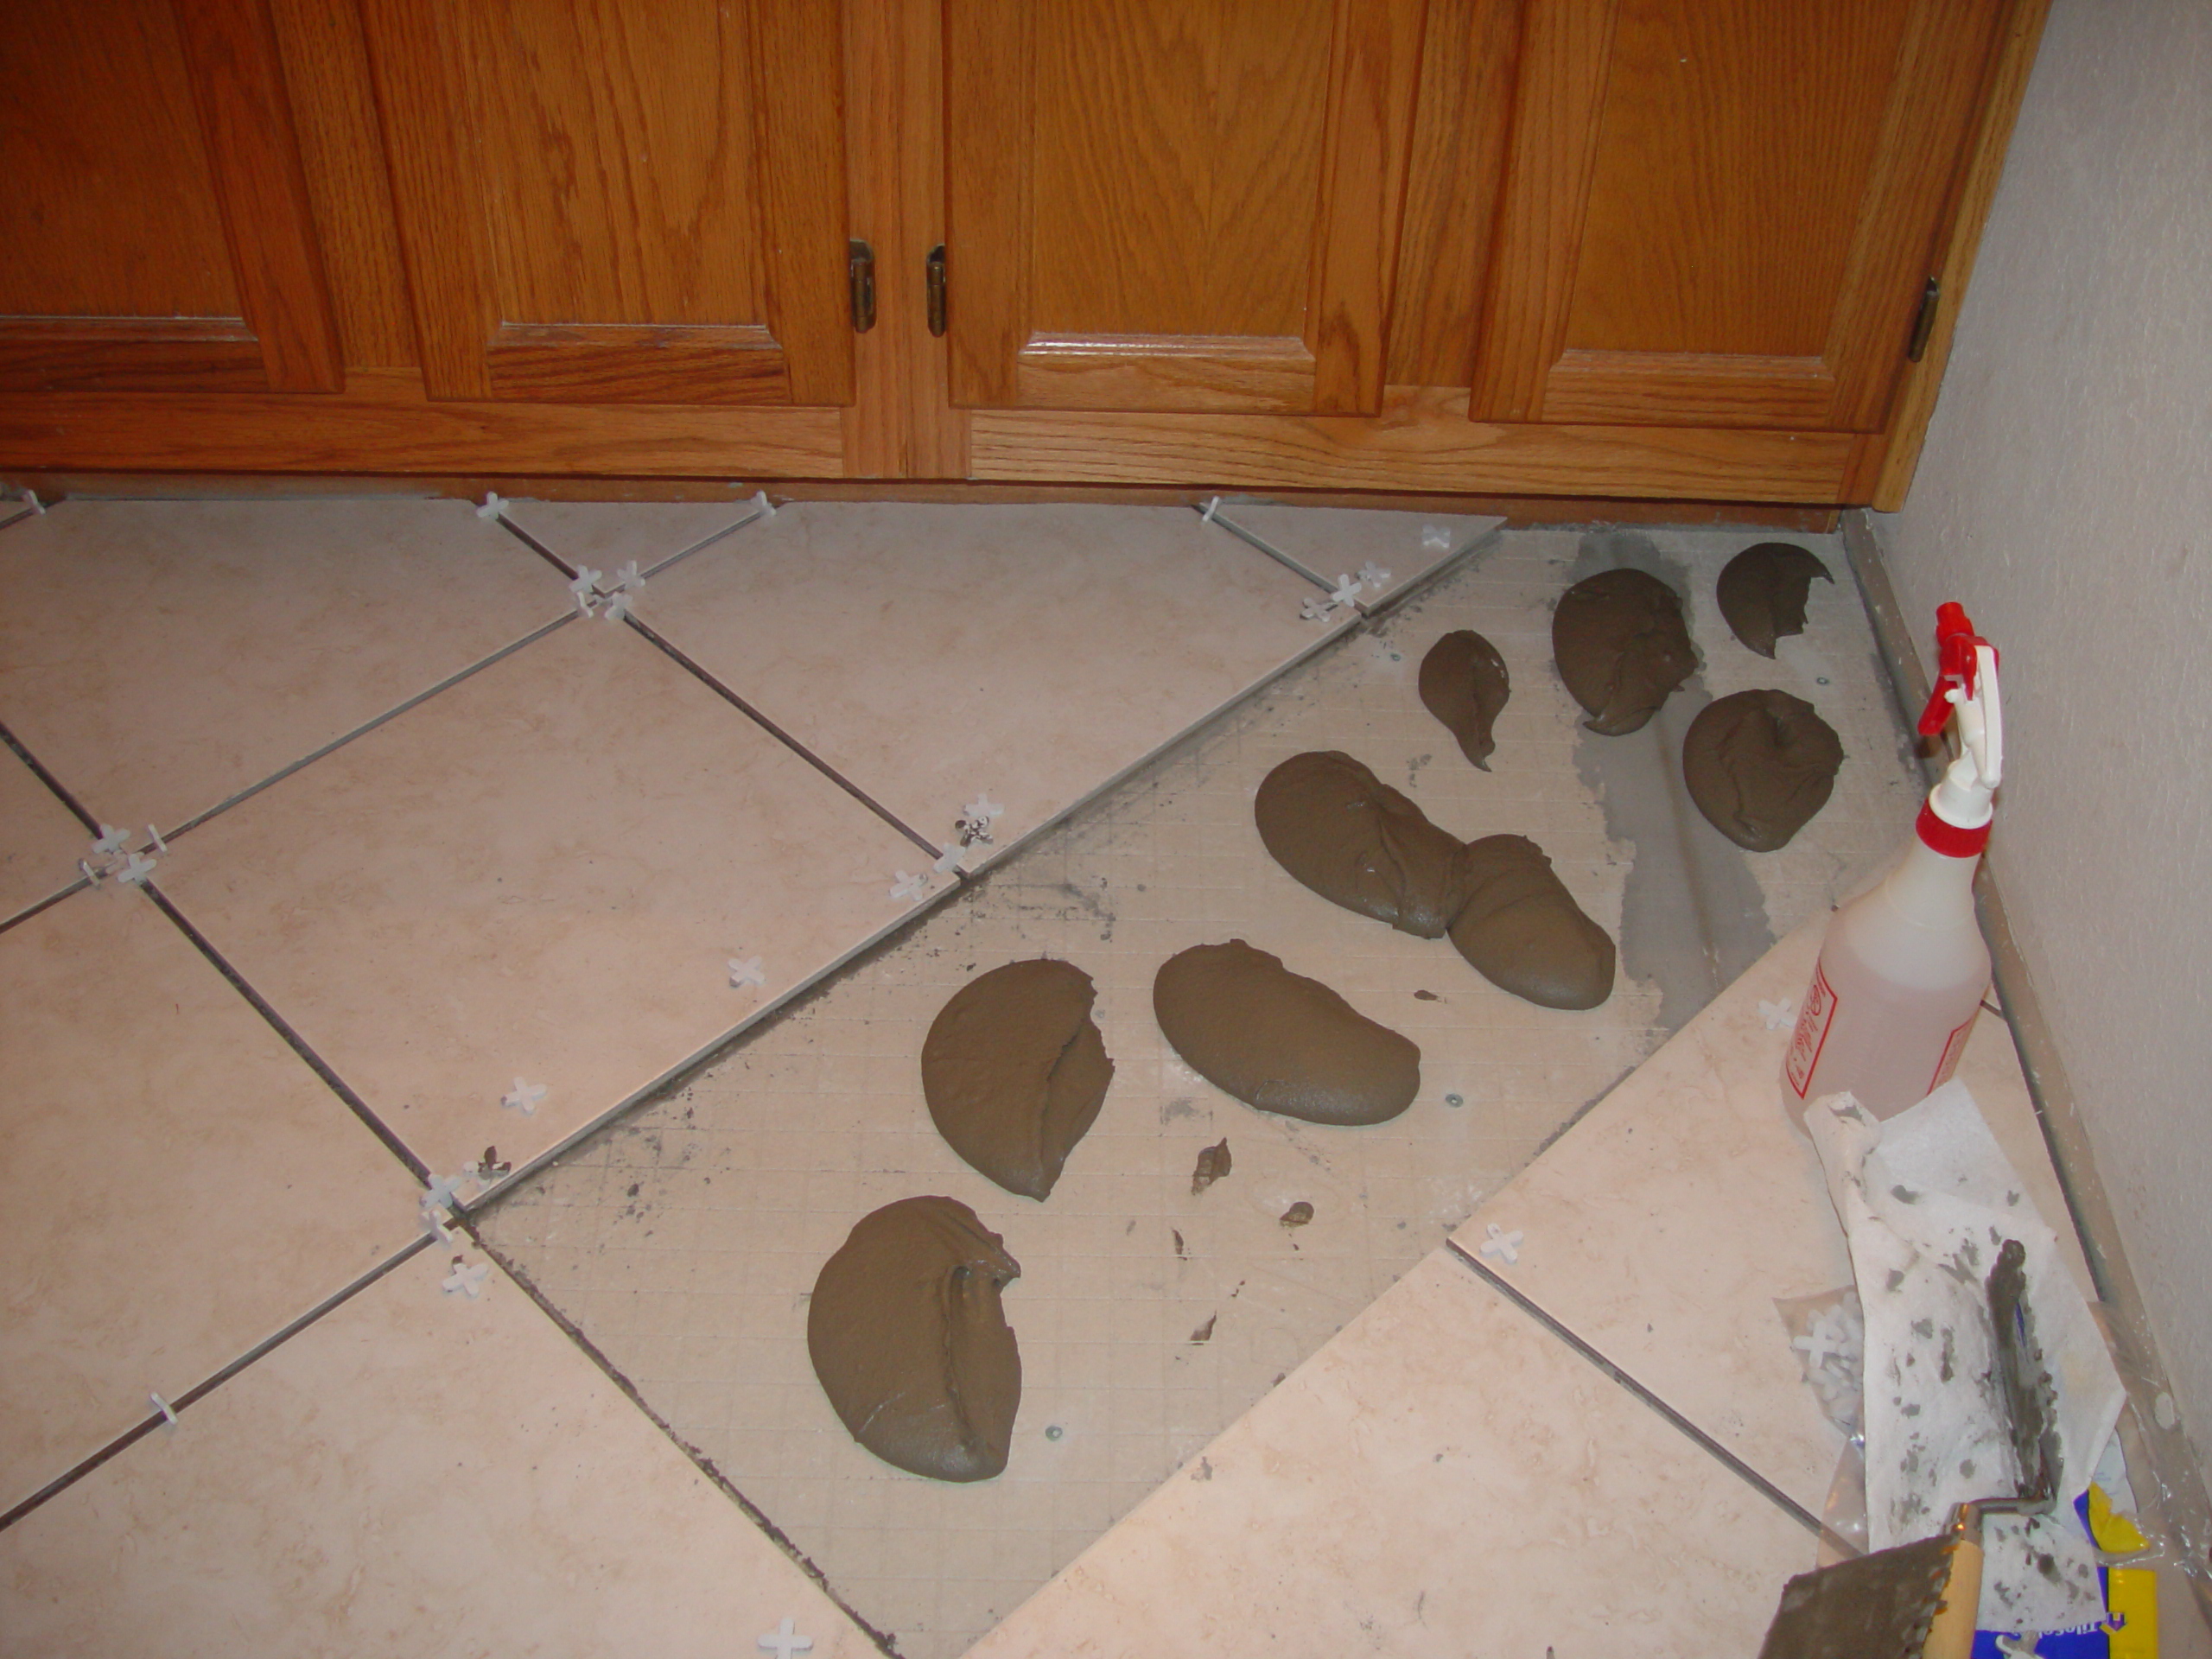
[1758,1234,2057,1658]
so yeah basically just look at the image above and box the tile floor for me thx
[2,493,2175,1656]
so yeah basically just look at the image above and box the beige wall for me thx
[1882,0,2212,1461]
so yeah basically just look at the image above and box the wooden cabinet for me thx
[0,0,2050,509]
[358,0,851,405]
[1,0,342,394]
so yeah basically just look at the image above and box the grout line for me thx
[617,613,944,857]
[462,874,968,1214]
[1441,1237,1852,1555]
[0,715,103,834]
[479,1235,906,1659]
[0,507,32,536]
[158,613,576,844]
[0,1234,431,1534]
[493,510,579,579]
[639,503,773,582]
[1191,502,1336,593]
[0,876,92,939]
[139,883,430,1183]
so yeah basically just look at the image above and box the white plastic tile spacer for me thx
[442,1255,490,1299]
[476,491,507,520]
[1478,1221,1523,1267]
[728,955,766,991]
[19,488,45,515]
[91,824,131,857]
[1198,496,1223,524]
[567,566,603,617]
[749,488,778,519]
[1300,595,1333,623]
[889,869,931,904]
[149,1391,180,1433]
[501,1077,548,1116]
[1421,524,1452,551]
[146,823,168,854]
[1758,997,1796,1032]
[1357,560,1392,588]
[114,850,159,887]
[931,843,965,876]
[1329,573,1364,608]
[758,1618,814,1659]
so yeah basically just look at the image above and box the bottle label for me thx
[1784,963,1839,1098]
[1929,1009,1978,1094]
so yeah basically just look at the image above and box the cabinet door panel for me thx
[1470,0,2004,431]
[0,0,342,394]
[362,0,849,405]
[947,0,1425,416]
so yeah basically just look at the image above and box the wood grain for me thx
[266,0,420,367]
[483,324,790,402]
[0,320,267,395]
[173,0,345,391]
[1540,348,1835,428]
[944,0,1033,406]
[1466,0,1620,422]
[1307,0,1427,413]
[0,0,242,319]
[0,369,843,476]
[1870,0,2051,510]
[1014,335,1317,413]
[752,0,854,404]
[1388,0,1526,388]
[970,387,1853,501]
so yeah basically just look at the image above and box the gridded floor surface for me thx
[480,524,1924,1658]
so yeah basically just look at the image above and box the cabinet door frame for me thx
[1467,0,2005,433]
[0,0,343,396]
[359,0,852,406]
[944,0,1427,416]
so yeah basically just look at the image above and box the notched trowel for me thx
[1758,1236,2060,1659]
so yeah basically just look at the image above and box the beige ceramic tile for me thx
[156,617,926,1179]
[0,1248,880,1659]
[0,499,572,832]
[632,502,1348,856]
[1450,917,2093,1517]
[967,1249,1815,1658]
[0,886,421,1513]
[0,747,86,923]
[499,497,765,581]
[1208,503,1505,607]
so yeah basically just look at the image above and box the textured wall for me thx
[1884,0,2212,1458]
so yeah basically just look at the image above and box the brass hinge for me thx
[925,245,948,338]
[848,239,876,334]
[1906,276,1941,362]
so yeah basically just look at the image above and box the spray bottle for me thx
[1783,602,2000,1120]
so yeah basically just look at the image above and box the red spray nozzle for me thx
[1917,601,1997,738]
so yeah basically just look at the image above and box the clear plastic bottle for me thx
[1784,603,1999,1121]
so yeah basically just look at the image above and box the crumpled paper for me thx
[1807,1083,2125,1635]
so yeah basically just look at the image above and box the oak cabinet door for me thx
[945,0,1427,416]
[360,0,851,405]
[1469,0,2005,431]
[0,0,343,394]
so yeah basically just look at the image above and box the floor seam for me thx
[1193,503,1338,593]
[141,882,430,1183]
[0,714,103,834]
[1441,1236,1849,1554]
[477,1232,906,1659]
[0,1235,430,1534]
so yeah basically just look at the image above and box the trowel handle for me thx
[1922,1526,1984,1659]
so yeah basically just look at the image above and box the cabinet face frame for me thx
[0,0,344,397]
[357,0,854,406]
[1467,0,2007,435]
[943,0,1427,418]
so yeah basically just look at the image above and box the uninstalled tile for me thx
[1449,917,2093,1517]
[0,1249,880,1659]
[0,887,420,1513]
[967,1249,1813,1658]
[1209,504,1505,607]
[0,499,571,831]
[500,497,762,580]
[156,618,925,1177]
[0,746,86,923]
[632,503,1344,856]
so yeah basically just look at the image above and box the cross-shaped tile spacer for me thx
[757,1618,813,1658]
[1478,1222,1523,1267]
[501,1077,547,1116]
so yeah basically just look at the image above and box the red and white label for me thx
[1929,1010,1978,1094]
[1784,963,1839,1097]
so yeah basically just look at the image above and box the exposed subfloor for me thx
[478,521,1921,1657]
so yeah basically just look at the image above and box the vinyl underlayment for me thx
[478,524,1926,1658]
